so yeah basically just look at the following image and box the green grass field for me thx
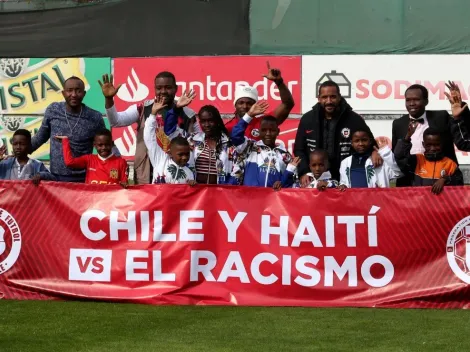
[1,300,469,352]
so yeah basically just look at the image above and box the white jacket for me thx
[339,146,403,188]
[144,114,194,184]
[305,171,338,189]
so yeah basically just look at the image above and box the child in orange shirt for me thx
[395,126,460,194]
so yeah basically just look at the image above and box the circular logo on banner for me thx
[251,129,260,137]
[0,58,29,78]
[447,216,470,284]
[341,128,350,138]
[0,208,22,275]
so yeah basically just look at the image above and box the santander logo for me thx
[114,126,137,157]
[117,68,149,103]
[175,77,298,102]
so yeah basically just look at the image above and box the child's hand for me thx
[247,101,269,118]
[151,95,168,115]
[31,174,41,186]
[54,136,68,141]
[119,182,128,189]
[289,156,301,167]
[273,181,282,191]
[299,174,310,188]
[188,180,197,187]
[176,90,196,109]
[338,184,347,192]
[431,178,446,195]
[317,180,328,191]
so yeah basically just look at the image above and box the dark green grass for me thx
[1,300,469,351]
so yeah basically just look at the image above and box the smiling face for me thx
[62,78,86,109]
[154,77,177,106]
[259,119,279,147]
[94,134,113,158]
[318,86,340,116]
[235,97,256,118]
[405,88,428,118]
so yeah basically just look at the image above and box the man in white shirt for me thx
[99,72,198,184]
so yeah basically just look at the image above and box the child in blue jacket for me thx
[230,114,299,190]
[0,129,55,185]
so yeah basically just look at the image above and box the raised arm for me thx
[394,123,418,175]
[99,74,140,127]
[445,80,470,121]
[375,145,403,179]
[164,90,196,137]
[232,102,269,153]
[263,61,295,126]
[56,136,90,169]
[144,97,170,167]
[281,156,299,187]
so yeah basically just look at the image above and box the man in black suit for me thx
[392,83,470,186]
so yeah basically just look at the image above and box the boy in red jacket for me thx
[55,129,128,186]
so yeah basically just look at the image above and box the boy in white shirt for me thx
[303,149,338,190]
[144,97,195,185]
[339,128,402,190]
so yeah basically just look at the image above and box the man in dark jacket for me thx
[392,83,470,187]
[294,81,380,186]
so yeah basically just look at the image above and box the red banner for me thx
[113,56,301,114]
[1,181,470,308]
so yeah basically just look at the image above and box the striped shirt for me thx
[195,145,217,175]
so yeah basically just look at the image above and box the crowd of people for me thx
[1,63,470,195]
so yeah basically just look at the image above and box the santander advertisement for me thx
[302,55,470,114]
[112,56,301,157]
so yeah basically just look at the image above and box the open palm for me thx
[98,74,122,98]
[445,80,468,118]
[176,90,196,108]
